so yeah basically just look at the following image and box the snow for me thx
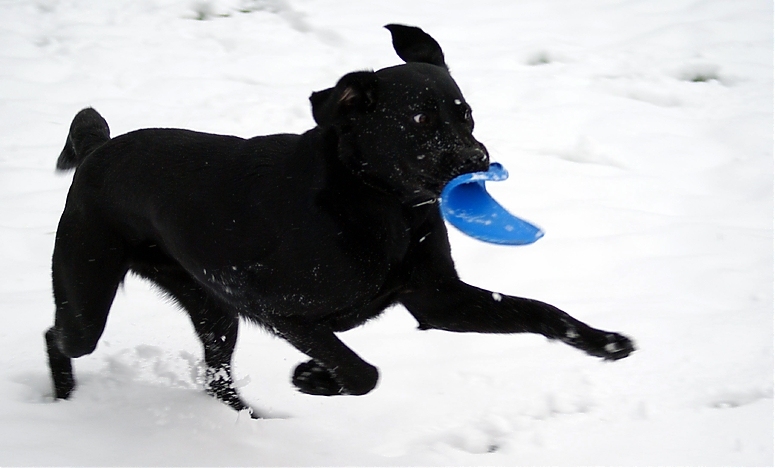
[0,0,772,465]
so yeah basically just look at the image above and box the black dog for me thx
[45,24,634,416]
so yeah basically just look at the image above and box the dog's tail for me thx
[57,108,110,171]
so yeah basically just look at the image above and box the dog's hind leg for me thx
[133,265,255,416]
[46,212,128,399]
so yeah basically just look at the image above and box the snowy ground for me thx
[0,0,772,465]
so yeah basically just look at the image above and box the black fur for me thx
[56,107,110,170]
[46,24,634,416]
[385,24,447,68]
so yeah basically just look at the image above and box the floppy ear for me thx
[309,71,379,127]
[309,87,335,126]
[384,24,447,68]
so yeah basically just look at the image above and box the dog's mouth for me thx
[442,146,490,183]
[405,147,489,206]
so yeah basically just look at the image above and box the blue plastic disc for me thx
[440,162,544,245]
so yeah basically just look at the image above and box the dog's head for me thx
[310,24,490,204]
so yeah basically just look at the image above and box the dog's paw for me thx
[592,332,636,361]
[52,372,76,400]
[203,366,255,414]
[564,330,636,361]
[292,360,344,396]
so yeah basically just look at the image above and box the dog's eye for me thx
[457,103,472,122]
[459,105,474,130]
[412,113,430,125]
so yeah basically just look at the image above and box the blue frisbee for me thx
[440,162,544,245]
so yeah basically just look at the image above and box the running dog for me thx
[46,24,635,416]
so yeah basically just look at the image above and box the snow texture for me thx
[0,0,772,465]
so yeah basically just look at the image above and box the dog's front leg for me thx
[267,316,379,396]
[400,280,634,360]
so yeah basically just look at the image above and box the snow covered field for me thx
[0,0,772,465]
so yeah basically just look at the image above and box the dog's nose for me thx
[465,143,489,172]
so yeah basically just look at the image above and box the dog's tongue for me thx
[440,163,544,245]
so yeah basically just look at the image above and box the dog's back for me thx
[62,122,306,271]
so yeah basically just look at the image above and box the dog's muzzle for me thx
[454,144,490,177]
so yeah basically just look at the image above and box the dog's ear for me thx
[310,71,379,127]
[310,87,335,126]
[384,24,447,69]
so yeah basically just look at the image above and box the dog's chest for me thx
[208,205,417,318]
